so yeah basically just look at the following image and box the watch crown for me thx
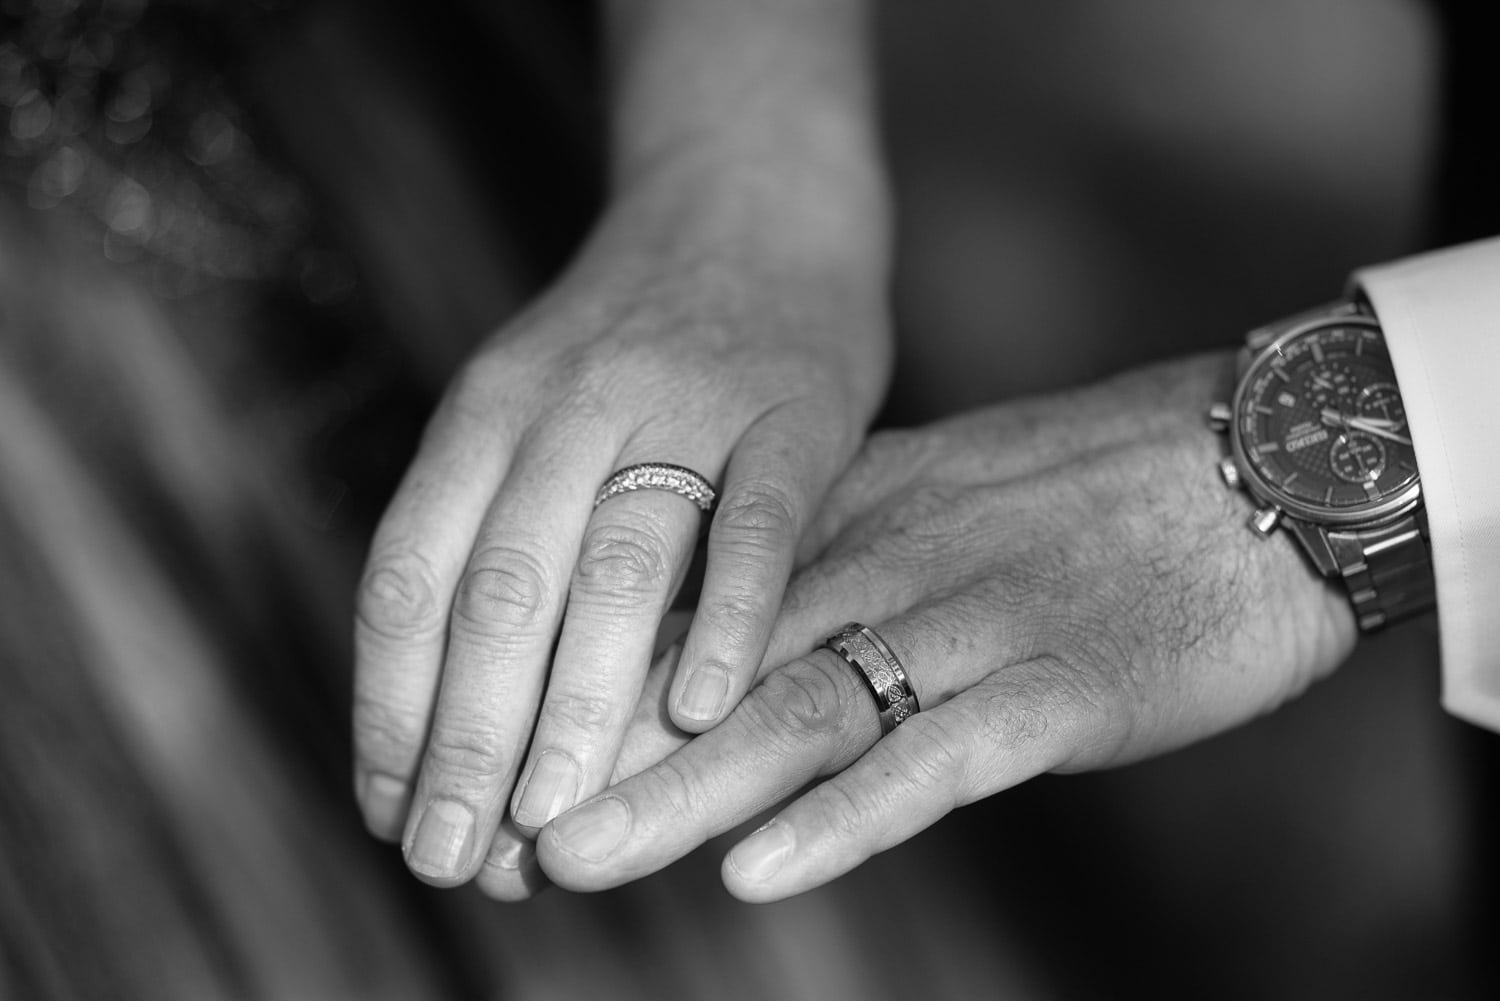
[1249,507,1282,536]
[1218,457,1242,489]
[1207,402,1232,433]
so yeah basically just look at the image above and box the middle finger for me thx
[509,461,711,835]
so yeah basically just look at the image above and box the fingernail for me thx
[677,663,729,722]
[513,749,580,828]
[359,771,408,841]
[550,796,630,863]
[406,798,475,878]
[486,816,535,873]
[727,821,793,883]
[489,834,531,872]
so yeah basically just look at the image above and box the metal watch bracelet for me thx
[1329,512,1435,631]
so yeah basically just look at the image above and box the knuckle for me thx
[895,483,990,546]
[425,726,512,785]
[356,550,447,642]
[809,779,878,843]
[745,656,856,745]
[982,655,1128,766]
[714,484,799,548]
[980,668,1061,753]
[575,521,673,598]
[454,546,553,635]
[696,595,761,653]
[637,755,705,826]
[541,687,625,737]
[351,693,427,762]
[980,681,1056,752]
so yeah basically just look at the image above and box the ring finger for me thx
[534,595,1045,892]
[509,454,718,836]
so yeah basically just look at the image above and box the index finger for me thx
[352,395,509,839]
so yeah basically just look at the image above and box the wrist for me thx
[599,141,892,287]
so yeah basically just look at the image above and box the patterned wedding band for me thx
[594,462,717,513]
[822,623,920,736]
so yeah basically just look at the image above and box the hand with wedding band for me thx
[350,176,890,896]
[350,0,888,898]
[534,355,1361,900]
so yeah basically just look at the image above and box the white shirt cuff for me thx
[1354,236,1500,731]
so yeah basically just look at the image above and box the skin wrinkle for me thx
[635,753,710,834]
[979,679,1054,755]
[538,688,632,740]
[757,657,857,743]
[356,551,448,641]
[713,480,801,544]
[421,728,515,788]
[576,521,677,596]
[454,549,553,635]
[350,696,429,769]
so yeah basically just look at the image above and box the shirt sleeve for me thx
[1353,236,1500,731]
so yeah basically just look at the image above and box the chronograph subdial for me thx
[1329,432,1386,484]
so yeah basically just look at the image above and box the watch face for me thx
[1232,318,1420,523]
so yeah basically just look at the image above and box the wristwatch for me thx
[1209,298,1435,631]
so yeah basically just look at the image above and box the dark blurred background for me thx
[1,1,1493,998]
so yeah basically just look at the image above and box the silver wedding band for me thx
[823,623,920,736]
[594,462,717,512]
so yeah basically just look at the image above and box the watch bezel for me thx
[1230,315,1423,528]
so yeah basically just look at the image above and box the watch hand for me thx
[1353,414,1400,430]
[1344,417,1412,446]
[1320,408,1400,432]
[1320,407,1352,429]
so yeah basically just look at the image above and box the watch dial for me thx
[1234,321,1419,515]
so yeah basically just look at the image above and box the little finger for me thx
[672,403,847,731]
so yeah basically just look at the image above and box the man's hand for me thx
[533,354,1360,901]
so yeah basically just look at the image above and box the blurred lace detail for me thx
[0,0,413,537]
[1,0,354,306]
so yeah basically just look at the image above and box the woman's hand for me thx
[350,164,891,896]
[349,0,888,898]
[533,354,1360,901]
